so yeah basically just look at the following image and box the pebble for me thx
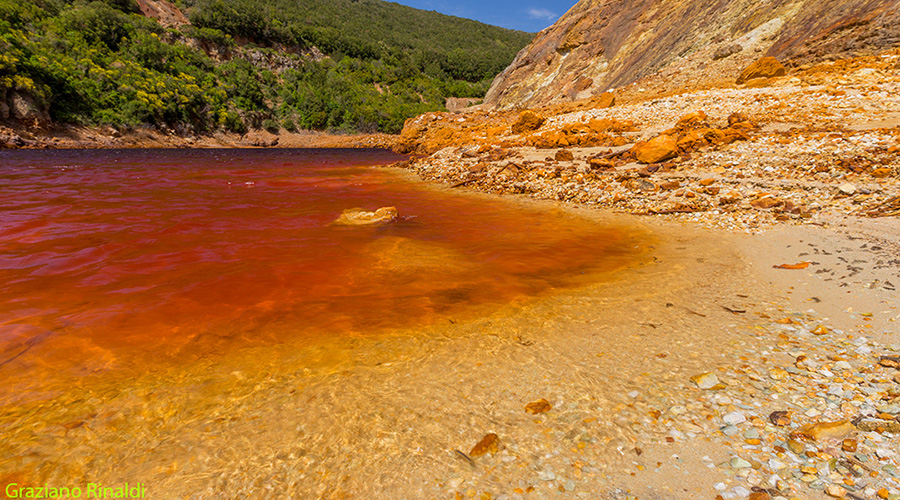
[692,372,720,389]
[724,411,747,425]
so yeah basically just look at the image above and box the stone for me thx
[812,325,829,335]
[825,485,847,498]
[591,92,616,109]
[879,356,900,369]
[723,411,746,425]
[588,157,615,170]
[554,149,574,162]
[748,491,770,500]
[751,196,782,210]
[877,404,900,415]
[470,433,500,457]
[731,457,752,469]
[786,439,805,454]
[525,399,552,415]
[333,207,399,226]
[722,425,740,436]
[676,111,708,130]
[632,134,678,164]
[790,421,854,442]
[872,167,892,178]
[511,110,545,135]
[691,372,719,389]
[838,183,857,196]
[737,57,786,84]
[856,419,900,433]
[769,411,792,427]
[538,469,555,481]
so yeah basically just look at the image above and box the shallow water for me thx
[0,149,644,406]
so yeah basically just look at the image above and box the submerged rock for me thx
[470,433,500,457]
[333,207,399,226]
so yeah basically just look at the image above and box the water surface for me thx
[0,148,643,404]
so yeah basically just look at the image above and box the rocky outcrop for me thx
[483,0,900,109]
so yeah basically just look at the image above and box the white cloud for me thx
[526,7,558,21]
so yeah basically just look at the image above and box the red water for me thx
[0,148,642,403]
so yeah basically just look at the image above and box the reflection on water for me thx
[0,148,642,405]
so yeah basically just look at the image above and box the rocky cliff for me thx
[483,0,900,109]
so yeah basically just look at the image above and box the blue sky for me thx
[391,0,577,32]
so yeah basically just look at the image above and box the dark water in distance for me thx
[0,148,642,402]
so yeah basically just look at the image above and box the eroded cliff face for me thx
[484,0,900,109]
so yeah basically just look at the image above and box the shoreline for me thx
[0,123,399,150]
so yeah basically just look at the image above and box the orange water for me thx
[0,148,643,404]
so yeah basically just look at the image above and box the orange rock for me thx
[632,135,678,164]
[676,111,708,130]
[872,167,892,178]
[737,57,786,84]
[677,130,706,151]
[525,399,553,414]
[751,196,782,209]
[470,433,500,457]
[555,149,574,161]
[727,112,751,126]
[749,491,771,500]
[588,157,615,170]
[790,420,855,442]
[591,92,616,109]
[511,110,545,135]
[703,128,727,144]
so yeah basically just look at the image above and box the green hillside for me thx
[0,0,533,134]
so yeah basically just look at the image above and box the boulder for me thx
[588,157,615,170]
[632,135,678,164]
[591,91,616,109]
[333,207,399,226]
[737,57,786,84]
[554,149,574,161]
[675,111,708,131]
[511,110,545,134]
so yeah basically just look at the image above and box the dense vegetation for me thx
[0,0,533,134]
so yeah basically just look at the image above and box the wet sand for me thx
[2,171,898,499]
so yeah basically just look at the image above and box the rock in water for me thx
[737,57,786,84]
[789,420,854,442]
[632,135,678,164]
[525,399,553,414]
[332,207,398,226]
[690,372,719,389]
[470,433,500,457]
